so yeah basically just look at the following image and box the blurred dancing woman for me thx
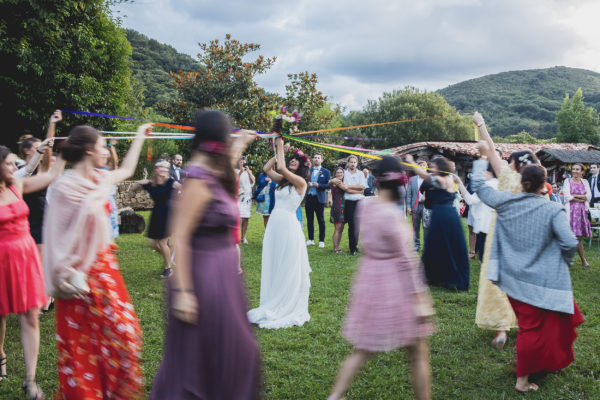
[150,110,260,399]
[562,163,592,268]
[247,137,312,329]
[130,160,181,278]
[0,146,64,399]
[44,124,149,399]
[473,141,582,393]
[328,156,434,400]
[406,154,470,291]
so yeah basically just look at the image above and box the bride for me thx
[247,137,312,329]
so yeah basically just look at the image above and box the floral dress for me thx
[569,180,591,237]
[330,185,345,223]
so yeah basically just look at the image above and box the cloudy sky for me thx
[112,0,600,111]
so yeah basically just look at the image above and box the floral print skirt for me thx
[54,245,143,400]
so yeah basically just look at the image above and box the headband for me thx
[198,140,227,155]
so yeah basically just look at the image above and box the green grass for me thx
[2,208,600,399]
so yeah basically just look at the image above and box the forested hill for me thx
[437,66,600,138]
[126,29,200,108]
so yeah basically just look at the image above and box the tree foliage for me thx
[555,88,600,144]
[0,0,139,150]
[344,87,472,149]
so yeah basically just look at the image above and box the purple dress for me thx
[569,180,591,237]
[150,166,260,400]
[342,199,433,351]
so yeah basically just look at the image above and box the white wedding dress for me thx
[247,185,311,329]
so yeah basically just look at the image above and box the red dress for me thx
[0,186,47,315]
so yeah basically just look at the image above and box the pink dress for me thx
[569,180,591,237]
[342,199,433,351]
[0,186,47,315]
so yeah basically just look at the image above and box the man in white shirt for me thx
[169,154,183,182]
[588,163,600,206]
[341,155,366,255]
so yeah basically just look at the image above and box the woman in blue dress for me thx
[406,154,470,291]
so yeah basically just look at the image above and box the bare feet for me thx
[516,377,538,393]
[491,331,507,350]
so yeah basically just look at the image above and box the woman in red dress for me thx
[43,124,149,399]
[0,145,65,399]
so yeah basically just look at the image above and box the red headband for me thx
[198,141,227,155]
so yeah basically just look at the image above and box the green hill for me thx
[437,66,600,138]
[126,29,200,108]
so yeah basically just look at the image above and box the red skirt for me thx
[508,297,584,377]
[54,246,143,400]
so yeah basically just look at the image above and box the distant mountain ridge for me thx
[437,66,600,138]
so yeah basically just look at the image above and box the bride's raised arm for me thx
[275,137,307,194]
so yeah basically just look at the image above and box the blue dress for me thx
[143,178,175,239]
[422,188,470,291]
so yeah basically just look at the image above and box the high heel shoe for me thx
[0,356,7,381]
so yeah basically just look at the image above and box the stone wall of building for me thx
[115,182,153,210]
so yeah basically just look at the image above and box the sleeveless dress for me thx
[343,200,433,351]
[422,188,470,291]
[330,185,345,223]
[247,185,312,329]
[0,186,47,315]
[143,178,175,239]
[569,180,591,237]
[150,166,260,400]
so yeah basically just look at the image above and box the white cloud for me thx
[112,0,600,110]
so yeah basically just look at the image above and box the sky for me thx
[112,0,600,111]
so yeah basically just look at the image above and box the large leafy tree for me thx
[344,87,473,149]
[0,0,138,150]
[555,88,600,144]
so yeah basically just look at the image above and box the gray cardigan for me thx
[472,160,578,314]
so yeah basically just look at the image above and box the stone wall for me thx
[116,182,154,210]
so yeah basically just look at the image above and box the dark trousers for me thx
[345,199,359,252]
[305,194,325,242]
[475,233,487,262]
[412,203,424,251]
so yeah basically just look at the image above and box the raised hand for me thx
[472,112,485,127]
[49,110,62,124]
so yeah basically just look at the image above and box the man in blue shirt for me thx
[305,153,330,247]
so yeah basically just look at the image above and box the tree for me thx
[344,87,472,149]
[555,88,600,144]
[0,0,139,150]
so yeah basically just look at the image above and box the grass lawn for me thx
[2,207,600,399]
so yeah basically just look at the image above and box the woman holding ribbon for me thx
[150,110,260,399]
[43,123,149,399]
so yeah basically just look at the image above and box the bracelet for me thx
[476,121,485,127]
[36,148,44,154]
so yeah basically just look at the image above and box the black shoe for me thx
[350,251,358,256]
[160,268,173,278]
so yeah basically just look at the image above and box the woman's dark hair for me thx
[18,134,41,156]
[521,165,546,193]
[372,156,403,201]
[279,152,311,191]
[193,110,237,197]
[508,150,539,172]
[334,166,344,175]
[430,156,451,176]
[60,125,102,163]
[0,146,13,185]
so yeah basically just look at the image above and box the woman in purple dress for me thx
[328,156,434,400]
[562,163,592,268]
[150,110,260,400]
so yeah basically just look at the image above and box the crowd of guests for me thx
[0,107,591,399]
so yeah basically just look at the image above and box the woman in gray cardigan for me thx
[472,141,583,394]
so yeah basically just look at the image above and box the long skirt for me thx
[55,246,143,400]
[508,297,584,377]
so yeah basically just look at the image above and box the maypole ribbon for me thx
[287,116,442,136]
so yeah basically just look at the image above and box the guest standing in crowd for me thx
[328,156,434,400]
[550,183,565,204]
[150,110,260,400]
[236,156,255,244]
[406,154,470,291]
[341,155,366,255]
[44,124,149,399]
[305,153,330,248]
[248,139,312,329]
[473,141,582,393]
[456,164,497,261]
[169,153,184,183]
[130,160,181,278]
[106,138,120,238]
[363,167,375,196]
[396,172,409,214]
[406,159,429,251]
[562,163,592,268]
[254,172,277,227]
[588,163,600,205]
[329,167,346,253]
[0,146,65,399]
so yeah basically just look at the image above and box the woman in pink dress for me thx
[562,163,592,268]
[0,145,64,399]
[328,156,434,400]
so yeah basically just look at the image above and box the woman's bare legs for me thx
[406,338,431,400]
[577,237,589,266]
[0,315,6,380]
[241,218,250,242]
[468,225,476,257]
[333,222,345,252]
[328,349,371,400]
[19,309,40,383]
[150,239,172,274]
[516,376,538,392]
[263,215,270,228]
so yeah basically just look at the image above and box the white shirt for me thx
[462,178,498,234]
[343,169,366,201]
[236,169,254,198]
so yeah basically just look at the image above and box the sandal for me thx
[0,356,7,381]
[22,380,44,400]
